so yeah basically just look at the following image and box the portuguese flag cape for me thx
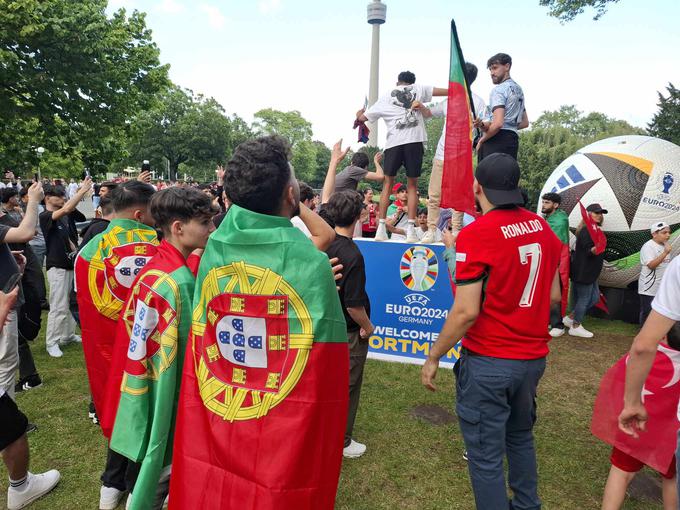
[440,19,476,216]
[107,240,195,510]
[169,205,348,510]
[75,218,159,429]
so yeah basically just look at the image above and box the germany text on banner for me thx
[169,205,348,510]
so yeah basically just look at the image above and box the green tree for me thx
[0,0,168,165]
[127,87,233,180]
[539,0,620,22]
[252,109,313,147]
[648,83,680,146]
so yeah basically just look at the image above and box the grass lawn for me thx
[0,317,665,509]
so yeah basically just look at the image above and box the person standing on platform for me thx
[361,188,378,238]
[421,153,561,510]
[474,53,529,161]
[638,222,672,325]
[356,71,448,242]
[325,190,373,459]
[420,62,486,242]
[541,192,571,337]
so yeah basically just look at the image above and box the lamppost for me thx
[36,147,45,181]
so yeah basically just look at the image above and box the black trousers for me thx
[478,129,519,161]
[101,447,140,492]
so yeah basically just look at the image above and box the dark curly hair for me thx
[150,186,218,234]
[397,71,416,85]
[351,152,370,169]
[225,135,292,215]
[298,181,314,203]
[325,190,363,228]
[487,53,512,69]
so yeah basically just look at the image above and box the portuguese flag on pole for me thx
[75,218,159,432]
[169,205,348,510]
[440,19,476,216]
[107,240,196,510]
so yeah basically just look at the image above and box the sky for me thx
[108,0,680,149]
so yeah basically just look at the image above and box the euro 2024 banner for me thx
[355,240,460,368]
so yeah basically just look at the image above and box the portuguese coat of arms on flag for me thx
[75,218,159,432]
[169,205,349,510]
[106,240,196,510]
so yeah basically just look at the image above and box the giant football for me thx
[538,135,680,289]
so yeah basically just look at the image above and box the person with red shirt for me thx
[421,153,562,510]
[361,188,378,238]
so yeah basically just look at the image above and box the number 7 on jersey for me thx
[518,243,542,307]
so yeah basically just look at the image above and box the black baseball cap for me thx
[586,203,608,214]
[475,153,523,206]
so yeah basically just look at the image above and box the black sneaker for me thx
[22,375,43,392]
[26,422,38,434]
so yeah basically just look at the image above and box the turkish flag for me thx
[591,344,680,473]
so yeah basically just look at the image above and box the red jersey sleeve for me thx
[454,225,488,285]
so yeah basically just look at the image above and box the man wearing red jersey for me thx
[422,153,562,510]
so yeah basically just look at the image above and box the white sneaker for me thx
[100,486,125,510]
[420,228,436,244]
[562,316,574,328]
[569,325,594,338]
[67,334,82,344]
[125,493,132,510]
[549,327,565,338]
[162,495,169,509]
[374,223,388,241]
[405,224,419,244]
[7,470,61,510]
[46,345,63,358]
[343,439,367,458]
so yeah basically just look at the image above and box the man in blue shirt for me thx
[474,53,529,161]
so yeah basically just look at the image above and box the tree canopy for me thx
[647,83,680,147]
[539,0,621,22]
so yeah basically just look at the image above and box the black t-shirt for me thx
[325,234,370,332]
[570,227,605,284]
[79,218,109,249]
[39,210,82,270]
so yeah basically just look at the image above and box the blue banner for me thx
[356,239,460,368]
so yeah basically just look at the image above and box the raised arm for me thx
[298,203,335,251]
[4,182,43,244]
[321,139,350,205]
[364,152,385,182]
[51,177,93,221]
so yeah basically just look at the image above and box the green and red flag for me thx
[75,218,159,432]
[440,19,476,216]
[105,240,195,510]
[169,205,348,510]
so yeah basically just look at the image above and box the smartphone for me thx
[34,172,39,182]
[142,160,151,172]
[2,273,21,294]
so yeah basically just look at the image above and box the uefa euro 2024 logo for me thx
[400,246,439,292]
[662,172,674,194]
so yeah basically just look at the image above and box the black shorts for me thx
[0,393,28,450]
[478,129,519,162]
[383,142,424,178]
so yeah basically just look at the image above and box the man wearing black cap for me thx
[422,153,562,510]
[563,203,608,338]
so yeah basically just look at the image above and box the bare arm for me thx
[346,306,373,337]
[421,280,482,391]
[550,269,561,304]
[364,152,385,182]
[478,108,505,142]
[298,203,335,251]
[432,87,449,97]
[646,245,672,270]
[321,139,349,204]
[51,177,92,221]
[356,109,368,123]
[518,110,529,130]
[618,311,676,437]
[4,182,42,243]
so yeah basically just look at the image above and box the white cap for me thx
[651,221,669,234]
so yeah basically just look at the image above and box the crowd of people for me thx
[0,51,677,510]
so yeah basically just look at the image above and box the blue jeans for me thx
[455,351,546,510]
[571,281,600,324]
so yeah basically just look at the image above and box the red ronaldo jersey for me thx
[455,207,562,359]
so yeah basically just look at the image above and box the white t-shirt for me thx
[430,92,486,161]
[389,211,410,241]
[416,227,442,242]
[364,83,434,150]
[652,256,680,321]
[639,239,672,296]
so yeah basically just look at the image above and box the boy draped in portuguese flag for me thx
[169,135,349,510]
[106,187,217,510]
[74,181,159,510]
